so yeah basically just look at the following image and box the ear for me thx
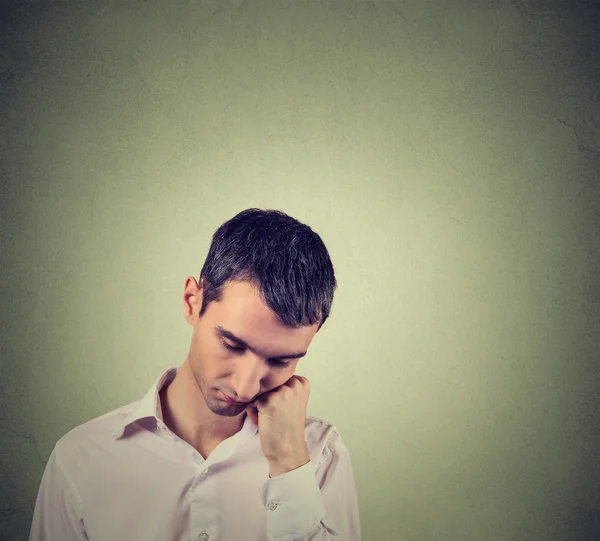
[183,277,203,325]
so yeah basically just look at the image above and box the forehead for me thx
[216,280,277,320]
[209,280,318,347]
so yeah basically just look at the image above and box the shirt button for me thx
[268,502,278,511]
[197,533,209,541]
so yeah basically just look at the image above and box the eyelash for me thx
[220,340,291,368]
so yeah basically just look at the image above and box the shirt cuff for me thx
[258,460,327,539]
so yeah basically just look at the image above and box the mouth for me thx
[221,392,246,406]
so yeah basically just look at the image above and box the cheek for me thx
[271,371,293,388]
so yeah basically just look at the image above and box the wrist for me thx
[268,449,310,477]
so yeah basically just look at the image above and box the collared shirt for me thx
[29,365,362,541]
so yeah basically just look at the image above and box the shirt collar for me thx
[111,365,259,441]
[112,365,180,439]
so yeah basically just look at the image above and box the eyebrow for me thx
[215,326,307,361]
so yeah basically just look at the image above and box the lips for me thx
[222,392,245,405]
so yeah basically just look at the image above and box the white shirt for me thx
[29,365,362,541]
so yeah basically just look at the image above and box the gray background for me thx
[1,1,599,540]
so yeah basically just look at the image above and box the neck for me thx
[159,359,246,451]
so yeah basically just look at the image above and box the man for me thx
[29,208,362,541]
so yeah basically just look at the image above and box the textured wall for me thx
[1,1,599,540]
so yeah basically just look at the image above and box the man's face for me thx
[185,278,320,418]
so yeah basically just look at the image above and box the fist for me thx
[245,375,311,463]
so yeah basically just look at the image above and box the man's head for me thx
[183,208,337,417]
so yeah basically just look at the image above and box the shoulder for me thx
[52,399,140,471]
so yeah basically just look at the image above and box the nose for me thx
[230,354,268,403]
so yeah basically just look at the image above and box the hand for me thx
[245,375,311,475]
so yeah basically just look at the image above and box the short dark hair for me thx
[198,208,337,331]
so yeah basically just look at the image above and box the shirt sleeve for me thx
[29,446,88,541]
[258,439,362,541]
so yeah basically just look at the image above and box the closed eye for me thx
[221,340,243,352]
[220,340,291,368]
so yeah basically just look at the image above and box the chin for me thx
[213,403,243,418]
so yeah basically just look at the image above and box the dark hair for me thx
[198,208,337,331]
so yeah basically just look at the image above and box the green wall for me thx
[2,1,599,540]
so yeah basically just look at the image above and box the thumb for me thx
[245,404,259,428]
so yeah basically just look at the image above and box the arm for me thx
[259,439,362,541]
[29,447,88,541]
